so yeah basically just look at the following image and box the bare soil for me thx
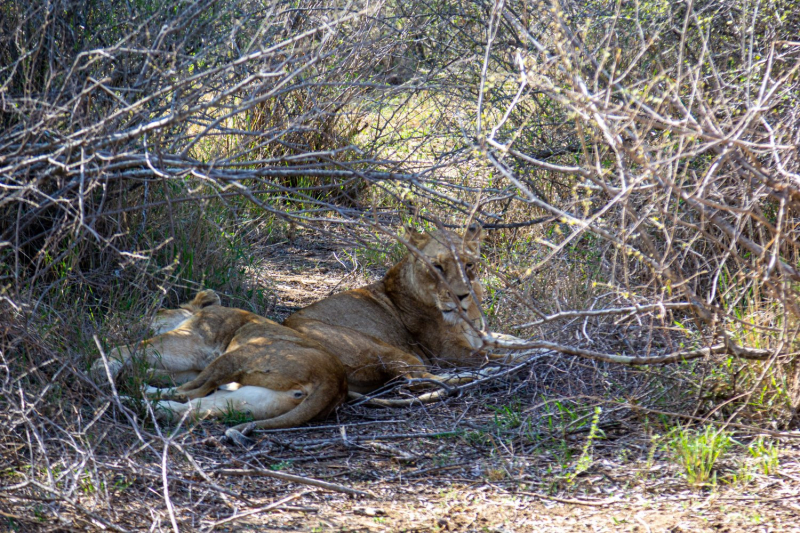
[167,413,800,533]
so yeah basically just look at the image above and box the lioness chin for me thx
[284,224,494,394]
[91,291,347,430]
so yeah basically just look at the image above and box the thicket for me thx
[1,0,799,528]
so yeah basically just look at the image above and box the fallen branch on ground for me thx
[347,335,776,409]
[215,468,373,497]
[518,491,621,507]
[202,491,312,530]
[348,350,549,407]
[623,403,800,439]
[481,335,773,363]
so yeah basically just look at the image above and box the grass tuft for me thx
[668,425,733,488]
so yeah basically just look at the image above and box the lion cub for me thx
[285,225,489,393]
[91,291,347,429]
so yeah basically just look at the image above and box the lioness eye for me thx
[466,263,474,269]
[433,263,444,272]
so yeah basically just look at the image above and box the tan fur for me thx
[150,290,221,335]
[284,226,487,393]
[91,291,347,429]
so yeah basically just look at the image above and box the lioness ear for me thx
[404,225,429,248]
[191,290,221,309]
[464,222,483,242]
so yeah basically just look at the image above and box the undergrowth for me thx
[1,0,798,528]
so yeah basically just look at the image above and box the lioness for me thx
[284,225,489,393]
[91,291,347,429]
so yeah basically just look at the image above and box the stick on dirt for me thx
[215,468,373,497]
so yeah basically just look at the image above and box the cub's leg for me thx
[153,386,304,421]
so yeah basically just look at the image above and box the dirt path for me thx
[249,235,379,319]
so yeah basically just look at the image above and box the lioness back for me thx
[286,285,415,352]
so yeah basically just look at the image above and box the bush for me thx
[1,0,798,527]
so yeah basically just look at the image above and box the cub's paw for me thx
[90,358,124,385]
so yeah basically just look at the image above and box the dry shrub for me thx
[2,0,800,528]
[463,0,800,425]
[0,0,428,527]
[349,0,800,425]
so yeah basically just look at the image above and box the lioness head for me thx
[151,289,221,335]
[405,225,485,323]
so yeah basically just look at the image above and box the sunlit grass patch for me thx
[667,425,732,488]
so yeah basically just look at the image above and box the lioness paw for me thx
[90,358,124,384]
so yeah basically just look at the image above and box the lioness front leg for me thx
[374,348,445,390]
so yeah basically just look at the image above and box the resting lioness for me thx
[91,291,347,429]
[284,225,489,393]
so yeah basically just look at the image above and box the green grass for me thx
[566,407,603,484]
[667,425,732,488]
[219,403,255,426]
[746,437,780,476]
[489,399,524,431]
[269,460,293,472]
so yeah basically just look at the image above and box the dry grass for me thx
[2,0,800,529]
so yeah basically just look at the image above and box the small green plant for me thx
[464,430,489,447]
[220,404,255,426]
[747,437,780,475]
[566,407,603,483]
[542,398,584,433]
[113,475,134,492]
[79,470,103,495]
[645,433,663,472]
[489,400,523,431]
[269,461,293,471]
[33,505,47,523]
[668,425,732,487]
